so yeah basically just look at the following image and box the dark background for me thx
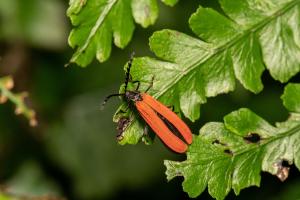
[0,0,299,199]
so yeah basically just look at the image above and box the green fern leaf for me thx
[164,83,300,199]
[68,0,179,67]
[114,0,300,144]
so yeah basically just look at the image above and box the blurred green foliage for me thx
[5,161,61,196]
[0,0,67,49]
[0,0,299,200]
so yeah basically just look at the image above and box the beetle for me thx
[102,54,193,153]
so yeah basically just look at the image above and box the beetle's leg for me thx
[145,76,154,93]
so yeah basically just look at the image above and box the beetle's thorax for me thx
[125,91,143,102]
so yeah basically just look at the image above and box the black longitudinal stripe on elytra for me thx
[156,112,187,144]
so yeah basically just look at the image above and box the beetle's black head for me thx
[125,91,143,102]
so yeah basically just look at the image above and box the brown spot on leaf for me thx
[212,139,227,146]
[224,149,233,155]
[243,133,261,143]
[212,139,220,144]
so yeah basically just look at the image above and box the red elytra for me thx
[116,90,193,153]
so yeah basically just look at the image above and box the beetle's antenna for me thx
[101,93,124,110]
[125,52,135,92]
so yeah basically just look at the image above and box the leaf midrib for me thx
[155,0,300,98]
[71,0,118,62]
